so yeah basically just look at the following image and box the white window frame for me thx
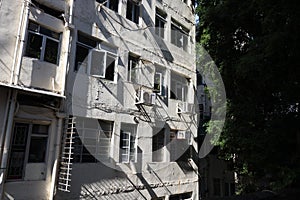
[76,34,118,82]
[73,118,114,163]
[120,127,137,163]
[154,72,163,95]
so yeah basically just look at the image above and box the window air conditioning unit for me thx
[177,130,187,139]
[135,89,156,106]
[177,102,194,114]
[177,130,192,143]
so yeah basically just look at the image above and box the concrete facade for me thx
[0,0,198,199]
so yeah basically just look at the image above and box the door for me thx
[7,123,29,180]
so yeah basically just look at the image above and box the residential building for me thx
[0,0,198,199]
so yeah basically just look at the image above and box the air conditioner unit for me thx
[135,89,156,106]
[177,131,192,143]
[177,102,194,114]
[177,130,186,139]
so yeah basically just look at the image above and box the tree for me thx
[196,0,300,192]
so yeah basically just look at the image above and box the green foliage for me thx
[196,0,300,192]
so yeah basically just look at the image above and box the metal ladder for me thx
[57,116,76,192]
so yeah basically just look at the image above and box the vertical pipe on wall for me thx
[0,89,11,167]
[0,90,17,199]
[59,0,74,95]
[49,113,65,200]
[13,0,30,85]
[10,0,26,85]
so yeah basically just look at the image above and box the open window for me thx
[128,54,140,84]
[25,21,61,65]
[170,72,189,101]
[154,66,166,96]
[126,0,140,23]
[120,124,137,163]
[75,32,117,81]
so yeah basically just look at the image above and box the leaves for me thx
[197,0,300,192]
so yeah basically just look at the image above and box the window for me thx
[171,19,189,51]
[31,0,64,20]
[213,178,221,196]
[120,124,137,163]
[75,32,117,81]
[28,125,49,162]
[25,21,61,65]
[170,72,189,101]
[126,0,140,23]
[73,117,113,163]
[7,123,49,180]
[154,66,166,96]
[155,8,166,38]
[128,54,140,84]
[96,0,119,12]
[169,192,192,200]
[152,128,165,162]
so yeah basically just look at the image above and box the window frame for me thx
[152,128,165,162]
[7,122,50,180]
[75,32,118,82]
[128,54,141,83]
[170,72,189,102]
[126,0,140,24]
[73,118,114,163]
[120,125,137,163]
[96,0,119,12]
[155,8,167,38]
[170,19,189,51]
[25,21,61,65]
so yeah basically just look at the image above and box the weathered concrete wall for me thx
[4,105,60,200]
[63,0,198,199]
[18,5,67,94]
[0,1,22,84]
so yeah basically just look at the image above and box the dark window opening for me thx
[169,192,192,200]
[31,0,64,20]
[152,128,165,162]
[97,0,119,12]
[25,21,61,65]
[105,54,116,81]
[126,0,140,23]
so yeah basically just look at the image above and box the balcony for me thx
[19,57,63,94]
